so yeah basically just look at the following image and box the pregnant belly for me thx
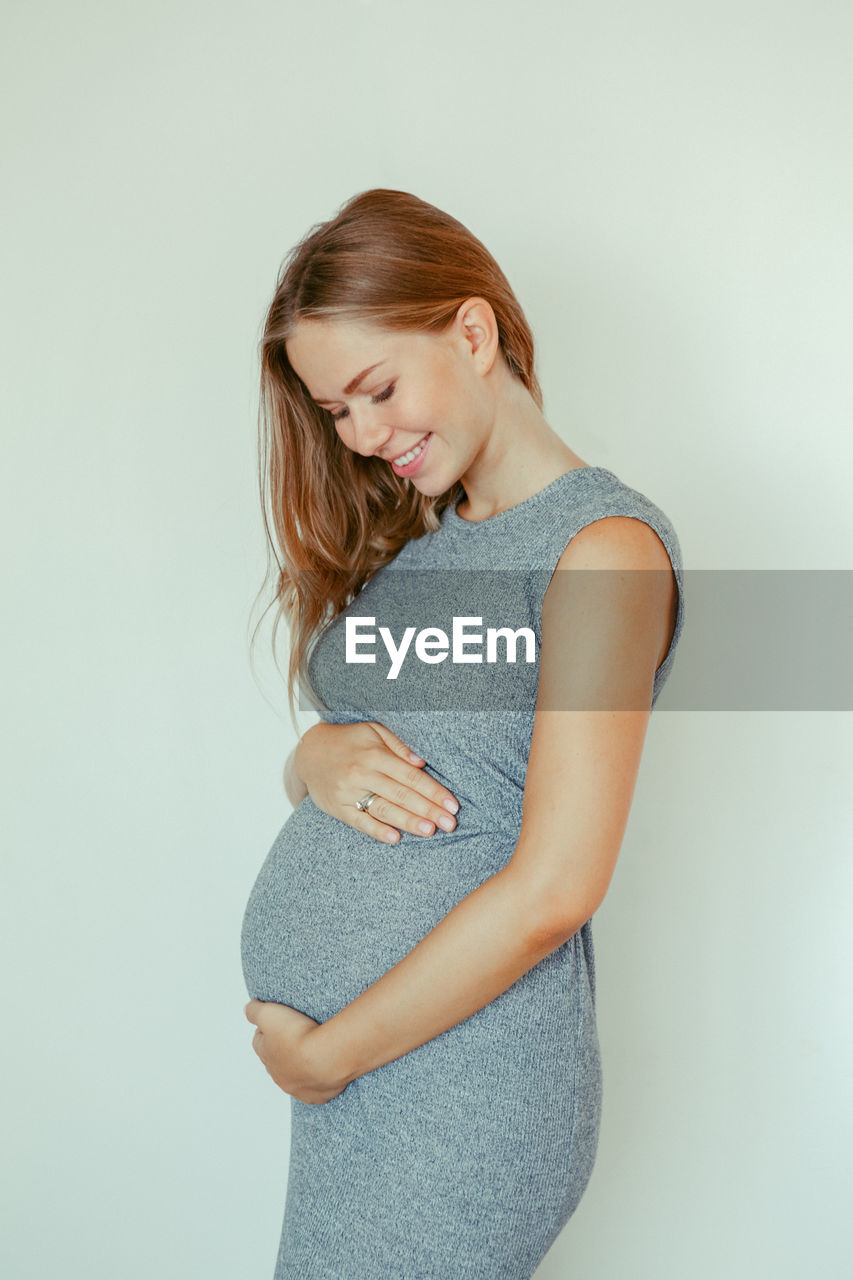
[240,796,519,1022]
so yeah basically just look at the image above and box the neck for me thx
[456,374,588,521]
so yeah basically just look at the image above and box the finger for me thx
[350,802,404,845]
[356,741,460,822]
[252,1028,265,1058]
[367,722,426,765]
[351,784,455,842]
[369,760,460,826]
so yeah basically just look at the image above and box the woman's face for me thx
[284,310,496,496]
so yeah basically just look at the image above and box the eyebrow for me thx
[312,361,386,405]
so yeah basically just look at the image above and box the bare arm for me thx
[307,517,678,1090]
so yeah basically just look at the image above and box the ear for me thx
[452,297,501,376]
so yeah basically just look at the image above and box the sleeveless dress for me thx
[241,465,686,1280]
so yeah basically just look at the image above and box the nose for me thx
[347,405,393,458]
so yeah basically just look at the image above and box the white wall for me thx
[2,2,851,1277]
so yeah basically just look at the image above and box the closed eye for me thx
[329,382,396,423]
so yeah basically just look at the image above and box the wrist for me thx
[308,1019,357,1091]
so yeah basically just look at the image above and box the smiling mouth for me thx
[388,433,431,466]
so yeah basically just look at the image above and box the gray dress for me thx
[241,465,686,1279]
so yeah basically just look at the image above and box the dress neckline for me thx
[442,466,616,529]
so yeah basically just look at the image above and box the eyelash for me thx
[329,382,396,423]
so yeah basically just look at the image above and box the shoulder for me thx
[554,513,675,574]
[542,513,679,678]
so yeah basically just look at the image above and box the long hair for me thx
[250,188,543,727]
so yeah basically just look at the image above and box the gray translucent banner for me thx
[297,570,853,712]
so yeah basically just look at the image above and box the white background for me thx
[2,2,851,1277]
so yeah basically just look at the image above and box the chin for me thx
[410,476,446,499]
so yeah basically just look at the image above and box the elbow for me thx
[541,894,602,947]
[509,868,603,953]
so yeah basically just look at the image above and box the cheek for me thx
[333,421,355,450]
[409,388,442,427]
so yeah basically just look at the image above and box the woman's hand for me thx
[244,1000,347,1105]
[293,721,459,844]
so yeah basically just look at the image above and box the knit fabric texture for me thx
[241,465,686,1279]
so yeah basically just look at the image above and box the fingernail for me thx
[443,799,459,814]
[409,752,425,763]
[385,831,399,843]
[438,815,455,831]
[417,820,433,834]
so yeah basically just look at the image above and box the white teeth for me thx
[393,434,429,466]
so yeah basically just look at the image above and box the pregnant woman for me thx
[241,188,686,1279]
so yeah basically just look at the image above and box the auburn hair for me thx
[250,188,543,727]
